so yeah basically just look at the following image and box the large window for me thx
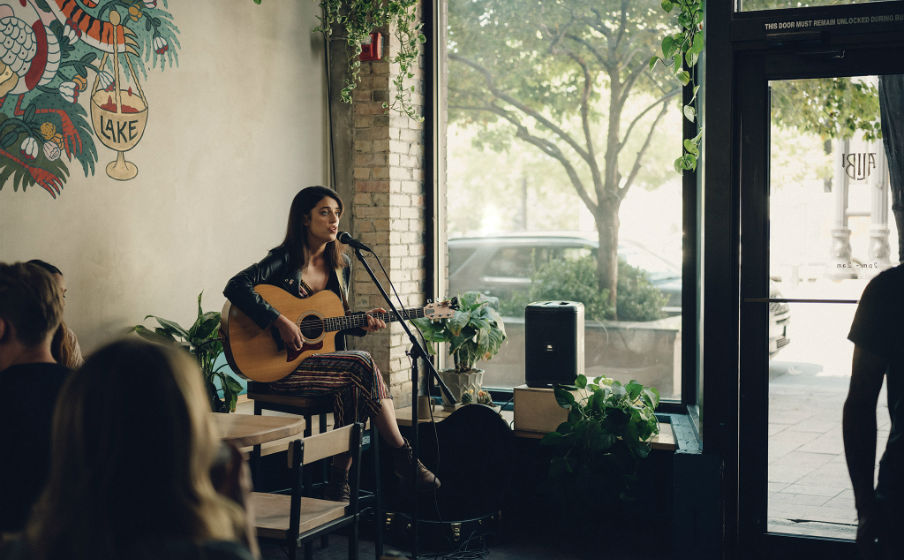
[438,0,686,400]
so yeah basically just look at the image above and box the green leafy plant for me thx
[412,291,507,373]
[317,0,425,119]
[131,292,242,413]
[498,256,667,322]
[651,0,704,172]
[254,0,424,119]
[541,375,661,512]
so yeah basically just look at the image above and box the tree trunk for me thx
[596,199,620,320]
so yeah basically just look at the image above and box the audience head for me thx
[0,262,63,369]
[26,260,66,300]
[26,338,243,558]
[281,185,344,269]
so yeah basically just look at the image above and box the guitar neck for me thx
[322,307,427,332]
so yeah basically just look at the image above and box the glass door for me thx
[735,43,904,557]
[764,76,891,541]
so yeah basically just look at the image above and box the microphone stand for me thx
[350,246,455,560]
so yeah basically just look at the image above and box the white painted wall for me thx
[0,0,329,353]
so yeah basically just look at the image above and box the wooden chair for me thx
[246,383,334,478]
[246,383,383,558]
[252,422,364,560]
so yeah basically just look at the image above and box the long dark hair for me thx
[279,186,345,270]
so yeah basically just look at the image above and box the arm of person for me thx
[224,251,289,328]
[843,344,887,552]
[335,259,386,336]
[224,251,303,351]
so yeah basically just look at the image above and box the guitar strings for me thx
[294,308,428,330]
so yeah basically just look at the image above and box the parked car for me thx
[448,234,681,313]
[447,234,790,355]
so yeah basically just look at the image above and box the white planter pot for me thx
[438,368,484,408]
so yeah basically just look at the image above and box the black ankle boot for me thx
[391,439,441,491]
[326,465,350,502]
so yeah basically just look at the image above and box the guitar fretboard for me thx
[309,308,429,332]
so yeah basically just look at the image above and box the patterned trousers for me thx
[269,350,390,428]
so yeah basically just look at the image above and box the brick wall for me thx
[346,14,427,403]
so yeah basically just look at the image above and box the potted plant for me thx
[412,291,507,407]
[540,374,660,523]
[131,292,243,413]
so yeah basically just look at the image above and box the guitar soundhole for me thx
[299,315,324,340]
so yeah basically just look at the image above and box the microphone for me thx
[337,231,372,252]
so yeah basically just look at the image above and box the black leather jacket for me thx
[223,248,365,349]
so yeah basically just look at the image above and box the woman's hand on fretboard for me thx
[361,308,388,332]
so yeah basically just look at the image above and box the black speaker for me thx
[524,301,584,387]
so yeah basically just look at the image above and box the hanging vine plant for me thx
[650,0,704,173]
[253,0,425,120]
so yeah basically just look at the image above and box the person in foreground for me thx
[843,263,904,560]
[224,185,440,500]
[1,338,258,560]
[0,262,72,537]
[26,260,83,369]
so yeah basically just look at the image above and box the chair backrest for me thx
[288,423,357,466]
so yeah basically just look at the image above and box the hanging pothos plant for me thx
[253,0,425,120]
[650,0,704,173]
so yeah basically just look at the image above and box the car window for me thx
[561,247,593,261]
[485,247,534,277]
[619,245,679,280]
[448,246,477,276]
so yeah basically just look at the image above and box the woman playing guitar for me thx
[223,186,440,500]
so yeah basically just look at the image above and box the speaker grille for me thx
[524,301,584,387]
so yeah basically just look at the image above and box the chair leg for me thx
[251,401,263,486]
[304,541,313,560]
[373,427,383,560]
[319,412,329,549]
[350,514,360,560]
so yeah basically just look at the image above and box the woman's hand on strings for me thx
[362,308,387,332]
[275,314,303,350]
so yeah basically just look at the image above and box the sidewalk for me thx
[767,356,888,539]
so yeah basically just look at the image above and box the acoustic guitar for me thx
[221,285,456,382]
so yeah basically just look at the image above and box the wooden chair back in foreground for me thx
[251,422,364,560]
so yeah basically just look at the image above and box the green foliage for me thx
[771,78,881,141]
[652,0,704,172]
[131,292,242,413]
[315,0,424,120]
[412,291,507,373]
[447,1,680,319]
[1,1,179,195]
[541,375,660,512]
[498,256,667,322]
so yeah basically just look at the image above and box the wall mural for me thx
[0,0,179,197]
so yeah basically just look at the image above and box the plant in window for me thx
[131,292,243,413]
[412,291,507,406]
[651,0,704,172]
[541,375,661,519]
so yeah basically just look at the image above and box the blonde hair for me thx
[26,338,243,559]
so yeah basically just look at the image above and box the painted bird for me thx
[0,0,138,197]
[0,0,138,112]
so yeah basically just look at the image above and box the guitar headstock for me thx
[424,298,458,320]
